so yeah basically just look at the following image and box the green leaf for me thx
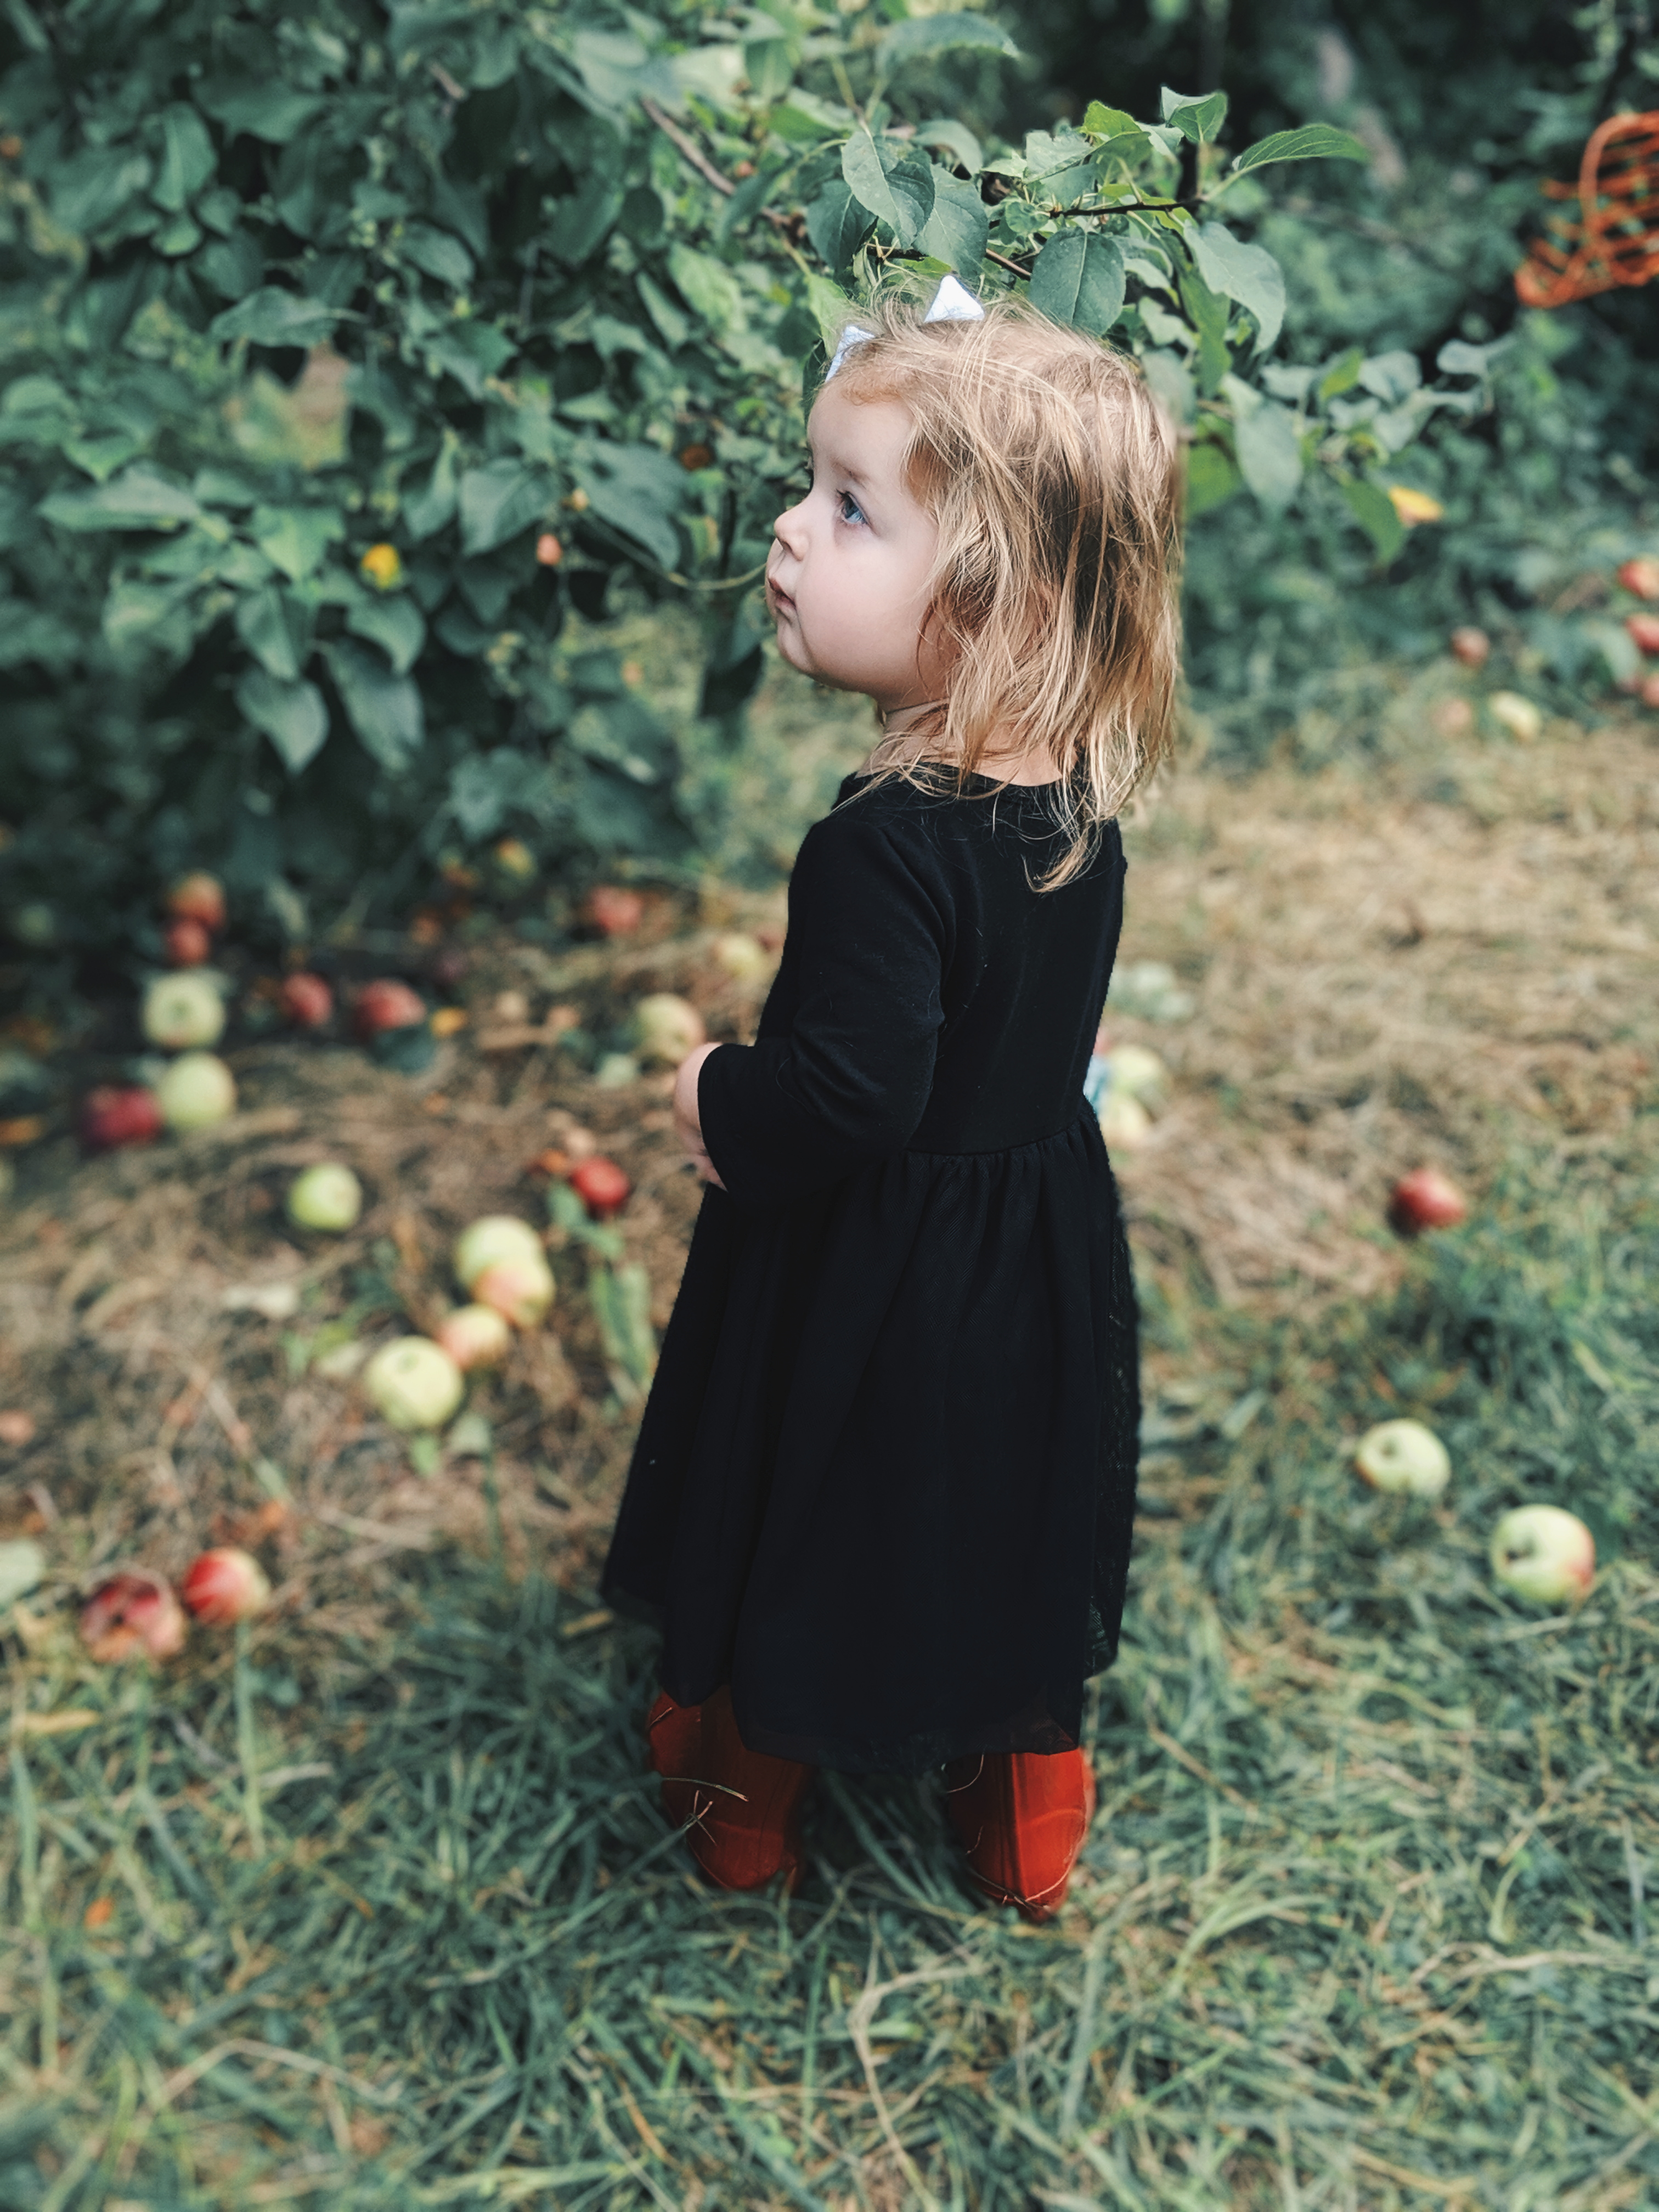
[1186,222,1285,352]
[1184,439,1243,518]
[1160,87,1229,143]
[153,106,217,214]
[546,177,624,270]
[210,290,341,347]
[236,670,330,772]
[1437,336,1512,380]
[916,170,989,274]
[196,85,326,144]
[459,460,546,558]
[38,467,200,532]
[399,223,474,289]
[1229,124,1369,178]
[1358,350,1421,405]
[1029,230,1126,336]
[877,12,1019,65]
[422,321,517,399]
[636,272,691,351]
[1231,394,1302,513]
[743,34,796,104]
[1317,348,1363,401]
[347,594,425,677]
[1023,129,1098,204]
[326,640,424,774]
[235,585,313,681]
[915,119,984,175]
[404,437,460,541]
[841,129,934,249]
[1338,476,1406,562]
[1083,103,1139,141]
[665,244,744,332]
[251,505,343,583]
[802,272,854,352]
[576,443,685,571]
[805,181,873,273]
[1179,265,1232,395]
[49,148,153,235]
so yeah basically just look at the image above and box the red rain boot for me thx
[646,1685,814,1893]
[944,1747,1097,1922]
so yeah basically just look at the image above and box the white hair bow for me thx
[823,273,984,381]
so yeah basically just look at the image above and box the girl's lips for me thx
[766,578,795,617]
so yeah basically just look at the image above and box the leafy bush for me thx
[2,0,1635,966]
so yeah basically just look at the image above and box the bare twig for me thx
[641,95,734,197]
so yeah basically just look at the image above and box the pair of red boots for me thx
[646,1687,1096,1922]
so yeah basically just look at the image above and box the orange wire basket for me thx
[1515,109,1659,307]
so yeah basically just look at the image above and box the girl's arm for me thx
[683,815,949,1210]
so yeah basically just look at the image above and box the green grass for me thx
[4,1140,1658,2209]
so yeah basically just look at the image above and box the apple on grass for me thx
[143,972,225,1051]
[1626,612,1659,656]
[435,1303,514,1371]
[631,992,706,1067]
[453,1214,545,1294]
[1490,1504,1594,1606]
[279,972,332,1029]
[1354,1418,1451,1498]
[157,1052,236,1131]
[166,872,226,933]
[180,1547,270,1624]
[569,1155,630,1220]
[1449,627,1490,668]
[1389,1168,1468,1234]
[473,1254,555,1328]
[80,1570,186,1662]
[1617,556,1659,601]
[352,978,427,1042]
[286,1162,362,1232]
[80,1085,161,1154]
[363,1337,465,1431]
[581,885,645,938]
[165,916,212,968]
[713,932,773,983]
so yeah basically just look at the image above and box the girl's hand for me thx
[673,1042,726,1189]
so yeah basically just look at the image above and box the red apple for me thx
[80,1569,187,1662]
[279,972,333,1029]
[166,872,226,933]
[1626,612,1659,656]
[1389,1168,1468,1234]
[582,885,645,938]
[569,1155,630,1220]
[1617,556,1659,601]
[473,1254,555,1328]
[80,1084,162,1154]
[1449,626,1489,668]
[352,978,426,1041]
[165,916,212,968]
[435,1302,513,1370]
[1489,1505,1594,1606]
[180,1546,271,1625]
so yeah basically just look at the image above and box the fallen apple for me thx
[286,1162,363,1232]
[1101,1043,1167,1107]
[1449,626,1490,668]
[166,872,226,933]
[0,1411,36,1449]
[1097,1090,1152,1150]
[569,1155,630,1220]
[1389,1168,1468,1234]
[279,972,333,1029]
[581,884,645,938]
[713,932,774,983]
[435,1302,514,1370]
[165,916,212,968]
[80,1084,162,1154]
[453,1214,545,1294]
[352,977,427,1041]
[1354,1418,1451,1499]
[473,1254,555,1328]
[631,992,706,1066]
[1487,691,1542,743]
[80,1569,187,1662]
[1618,556,1659,601]
[157,1051,236,1131]
[491,837,537,889]
[180,1545,271,1625]
[1430,697,1475,738]
[1490,1504,1594,1606]
[363,1336,465,1431]
[1626,612,1659,656]
[143,971,225,1051]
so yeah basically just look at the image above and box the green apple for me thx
[1490,1505,1594,1606]
[363,1337,465,1431]
[453,1214,544,1294]
[631,992,707,1066]
[156,1051,236,1130]
[1354,1418,1451,1499]
[473,1255,555,1328]
[143,972,225,1051]
[286,1163,363,1232]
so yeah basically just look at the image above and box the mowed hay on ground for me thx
[0,715,1656,2209]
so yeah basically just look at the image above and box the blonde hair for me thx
[826,291,1183,889]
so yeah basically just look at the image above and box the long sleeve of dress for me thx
[697,812,950,1211]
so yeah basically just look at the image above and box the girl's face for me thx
[765,384,945,714]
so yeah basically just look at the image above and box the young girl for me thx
[601,284,1181,1922]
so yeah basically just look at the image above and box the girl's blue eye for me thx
[838,490,866,526]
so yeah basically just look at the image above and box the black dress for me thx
[601,766,1141,1776]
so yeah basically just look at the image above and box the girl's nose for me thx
[772,498,808,557]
